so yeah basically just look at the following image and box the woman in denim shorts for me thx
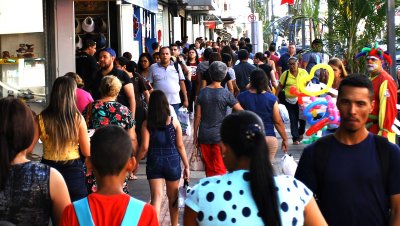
[136,90,190,226]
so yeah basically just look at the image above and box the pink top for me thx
[76,88,94,113]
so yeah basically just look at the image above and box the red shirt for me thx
[60,193,159,226]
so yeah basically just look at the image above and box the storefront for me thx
[0,0,48,113]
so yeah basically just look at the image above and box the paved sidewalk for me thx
[127,124,307,226]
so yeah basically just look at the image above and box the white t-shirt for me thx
[148,62,185,105]
[185,170,312,226]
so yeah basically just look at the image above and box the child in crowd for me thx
[60,125,158,226]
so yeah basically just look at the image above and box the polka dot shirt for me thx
[185,170,312,226]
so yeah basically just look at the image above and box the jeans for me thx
[171,104,180,115]
[41,158,87,202]
[283,99,306,142]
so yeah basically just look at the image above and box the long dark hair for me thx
[220,111,282,226]
[250,69,270,94]
[186,48,200,65]
[146,90,171,130]
[0,97,35,190]
[137,53,154,73]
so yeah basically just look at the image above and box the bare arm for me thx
[278,66,283,76]
[272,102,288,153]
[232,103,244,112]
[270,70,278,89]
[183,206,199,226]
[143,90,150,104]
[136,120,150,161]
[193,104,201,147]
[173,118,190,180]
[227,80,234,94]
[124,83,136,118]
[50,168,71,226]
[179,80,189,108]
[301,61,308,70]
[389,194,400,225]
[127,127,138,155]
[179,62,190,78]
[304,198,328,226]
[78,115,90,157]
[232,79,240,97]
[195,71,202,97]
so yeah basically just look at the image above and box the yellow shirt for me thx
[279,68,308,99]
[38,114,80,161]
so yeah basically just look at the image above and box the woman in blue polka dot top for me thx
[184,111,327,226]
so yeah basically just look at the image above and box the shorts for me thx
[146,148,181,181]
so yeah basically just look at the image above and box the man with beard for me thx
[355,45,398,143]
[295,75,400,226]
[91,48,136,118]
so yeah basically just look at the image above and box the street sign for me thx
[248,14,256,22]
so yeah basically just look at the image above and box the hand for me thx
[183,99,189,108]
[193,135,198,146]
[183,167,190,181]
[281,140,289,154]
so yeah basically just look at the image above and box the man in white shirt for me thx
[148,47,188,113]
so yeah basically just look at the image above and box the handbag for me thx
[278,71,289,103]
[190,146,204,171]
[177,107,191,136]
[280,154,298,176]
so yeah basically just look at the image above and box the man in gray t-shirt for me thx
[193,61,243,177]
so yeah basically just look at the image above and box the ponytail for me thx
[248,131,281,226]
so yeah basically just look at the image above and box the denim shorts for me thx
[41,158,87,202]
[146,148,181,181]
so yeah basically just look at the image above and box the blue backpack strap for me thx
[121,197,146,226]
[73,197,95,226]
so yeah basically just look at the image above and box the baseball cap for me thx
[101,47,116,57]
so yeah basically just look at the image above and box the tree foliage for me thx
[325,0,387,73]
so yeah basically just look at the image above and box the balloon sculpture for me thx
[289,63,340,143]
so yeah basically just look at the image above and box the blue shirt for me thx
[295,133,400,226]
[237,91,277,136]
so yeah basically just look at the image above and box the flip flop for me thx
[128,174,138,180]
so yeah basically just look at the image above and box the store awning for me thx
[122,0,157,13]
[186,0,218,11]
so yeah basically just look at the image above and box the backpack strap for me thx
[73,197,95,226]
[373,135,390,194]
[281,70,289,89]
[313,134,334,199]
[121,197,146,226]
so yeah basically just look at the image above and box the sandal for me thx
[128,173,138,180]
[293,141,300,145]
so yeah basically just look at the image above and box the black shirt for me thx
[76,52,98,92]
[92,67,133,109]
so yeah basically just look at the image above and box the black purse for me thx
[278,71,289,103]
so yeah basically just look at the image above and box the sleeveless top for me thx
[149,118,177,150]
[38,114,80,161]
[0,162,51,226]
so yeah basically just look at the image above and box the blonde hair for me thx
[328,57,347,78]
[100,75,122,98]
[41,76,80,159]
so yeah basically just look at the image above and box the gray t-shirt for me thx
[196,87,238,144]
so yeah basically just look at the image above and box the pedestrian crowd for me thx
[1,36,400,226]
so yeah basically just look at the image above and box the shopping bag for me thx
[177,107,191,136]
[178,179,191,208]
[280,154,298,176]
[278,104,290,124]
[190,147,204,171]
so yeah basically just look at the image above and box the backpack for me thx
[72,196,145,226]
[313,134,390,197]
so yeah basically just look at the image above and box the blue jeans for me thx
[171,103,180,115]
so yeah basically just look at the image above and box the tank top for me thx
[0,162,51,226]
[149,118,177,150]
[38,114,80,161]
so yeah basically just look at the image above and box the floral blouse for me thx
[83,100,135,130]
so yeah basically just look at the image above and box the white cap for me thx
[82,16,95,33]
[75,35,82,49]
